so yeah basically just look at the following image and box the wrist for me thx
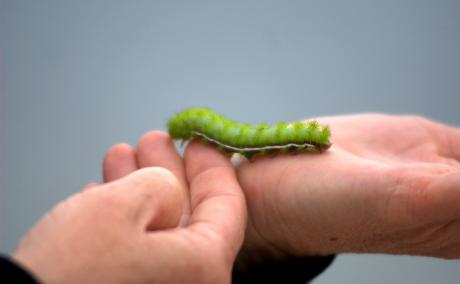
[243,225,338,263]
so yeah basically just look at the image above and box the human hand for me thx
[235,114,460,260]
[13,132,246,284]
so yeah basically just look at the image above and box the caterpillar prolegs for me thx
[167,108,331,158]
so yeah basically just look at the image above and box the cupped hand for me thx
[13,132,246,284]
[235,114,460,260]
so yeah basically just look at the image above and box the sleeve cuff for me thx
[0,255,41,284]
[232,254,335,284]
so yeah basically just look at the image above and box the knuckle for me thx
[138,167,179,190]
[137,131,171,149]
[106,143,132,157]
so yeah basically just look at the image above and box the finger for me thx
[440,125,460,161]
[103,143,138,182]
[429,171,460,219]
[81,182,99,192]
[393,168,460,222]
[184,140,246,261]
[102,167,184,230]
[137,131,190,224]
[422,118,460,161]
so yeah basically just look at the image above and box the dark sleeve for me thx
[232,254,335,284]
[0,255,41,284]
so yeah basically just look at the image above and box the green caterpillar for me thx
[167,108,331,158]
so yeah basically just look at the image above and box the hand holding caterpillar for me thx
[167,108,331,158]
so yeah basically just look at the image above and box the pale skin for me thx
[13,138,247,284]
[236,114,460,260]
[12,114,460,283]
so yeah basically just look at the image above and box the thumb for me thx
[106,167,185,230]
[184,141,247,264]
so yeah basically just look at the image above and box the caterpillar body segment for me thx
[167,108,331,157]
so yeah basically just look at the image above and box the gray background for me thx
[1,0,459,283]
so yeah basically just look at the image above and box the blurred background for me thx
[0,0,459,283]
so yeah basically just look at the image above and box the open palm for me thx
[236,114,460,260]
